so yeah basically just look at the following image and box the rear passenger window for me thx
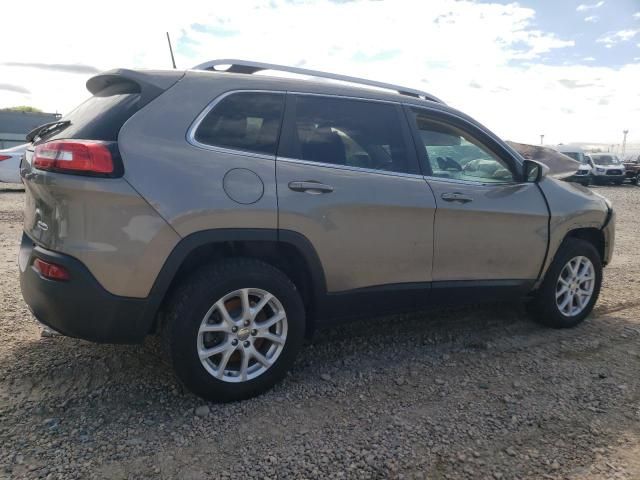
[193,92,284,155]
[284,95,415,174]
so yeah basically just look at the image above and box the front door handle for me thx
[441,192,473,203]
[288,181,334,194]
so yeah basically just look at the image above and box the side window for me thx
[410,108,515,183]
[285,95,415,174]
[194,92,284,155]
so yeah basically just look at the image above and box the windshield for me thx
[561,151,585,163]
[592,155,621,165]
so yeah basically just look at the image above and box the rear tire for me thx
[529,238,602,328]
[163,258,305,402]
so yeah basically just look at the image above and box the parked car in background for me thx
[0,143,26,184]
[588,153,625,185]
[623,156,640,185]
[18,60,615,402]
[555,145,591,186]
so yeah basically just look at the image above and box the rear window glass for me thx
[42,83,142,143]
[193,92,285,156]
[282,95,414,174]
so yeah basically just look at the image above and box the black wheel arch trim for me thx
[141,228,328,333]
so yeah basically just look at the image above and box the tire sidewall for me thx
[168,262,305,402]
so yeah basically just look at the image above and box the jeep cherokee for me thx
[19,60,615,402]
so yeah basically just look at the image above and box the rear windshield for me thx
[37,83,142,143]
[561,151,585,163]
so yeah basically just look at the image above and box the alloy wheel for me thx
[555,256,595,317]
[197,288,288,383]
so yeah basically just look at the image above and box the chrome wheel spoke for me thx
[215,345,236,379]
[215,300,235,326]
[240,288,251,320]
[256,311,285,330]
[556,286,569,299]
[239,348,250,382]
[198,323,231,334]
[256,331,285,345]
[199,341,230,360]
[250,293,273,320]
[249,347,272,368]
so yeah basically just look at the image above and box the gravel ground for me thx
[1,182,639,480]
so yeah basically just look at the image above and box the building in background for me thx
[0,110,61,149]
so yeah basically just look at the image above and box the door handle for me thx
[288,181,334,194]
[441,192,473,203]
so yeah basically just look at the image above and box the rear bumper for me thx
[19,233,151,343]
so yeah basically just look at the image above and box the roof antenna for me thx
[166,32,177,69]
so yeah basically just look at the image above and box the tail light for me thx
[33,140,114,174]
[33,258,70,281]
[0,155,11,162]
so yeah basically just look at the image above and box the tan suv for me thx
[18,60,615,401]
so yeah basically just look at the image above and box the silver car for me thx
[18,60,615,401]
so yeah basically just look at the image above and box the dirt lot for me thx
[0,183,639,480]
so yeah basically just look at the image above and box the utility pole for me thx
[540,134,544,146]
[166,32,177,69]
[622,130,629,158]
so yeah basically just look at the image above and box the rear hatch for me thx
[22,69,183,248]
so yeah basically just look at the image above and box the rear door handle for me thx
[288,181,334,194]
[441,192,473,203]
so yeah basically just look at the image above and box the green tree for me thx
[0,106,43,113]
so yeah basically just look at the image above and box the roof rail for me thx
[192,59,444,104]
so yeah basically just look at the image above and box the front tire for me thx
[163,258,305,402]
[530,238,602,328]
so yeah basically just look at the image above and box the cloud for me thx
[633,12,640,19]
[468,80,482,89]
[0,83,30,94]
[0,0,637,145]
[558,79,595,89]
[583,56,596,62]
[576,1,604,12]
[3,62,100,74]
[584,15,599,23]
[597,29,639,48]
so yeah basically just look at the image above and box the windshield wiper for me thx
[26,120,71,143]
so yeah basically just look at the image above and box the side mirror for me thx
[523,159,549,183]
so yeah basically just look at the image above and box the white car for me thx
[0,143,27,184]
[555,145,591,186]
[588,153,625,185]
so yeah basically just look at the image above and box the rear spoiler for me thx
[86,69,185,107]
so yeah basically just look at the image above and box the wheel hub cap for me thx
[236,327,251,341]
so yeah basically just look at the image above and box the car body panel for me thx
[534,177,612,286]
[117,74,280,238]
[277,157,437,291]
[426,178,549,281]
[20,154,180,297]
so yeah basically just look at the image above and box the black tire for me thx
[614,179,624,185]
[633,174,640,186]
[529,238,602,328]
[163,258,305,402]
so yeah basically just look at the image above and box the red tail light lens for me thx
[33,140,113,174]
[0,155,11,162]
[33,258,70,281]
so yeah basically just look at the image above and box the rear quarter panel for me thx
[21,161,180,297]
[118,72,279,237]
